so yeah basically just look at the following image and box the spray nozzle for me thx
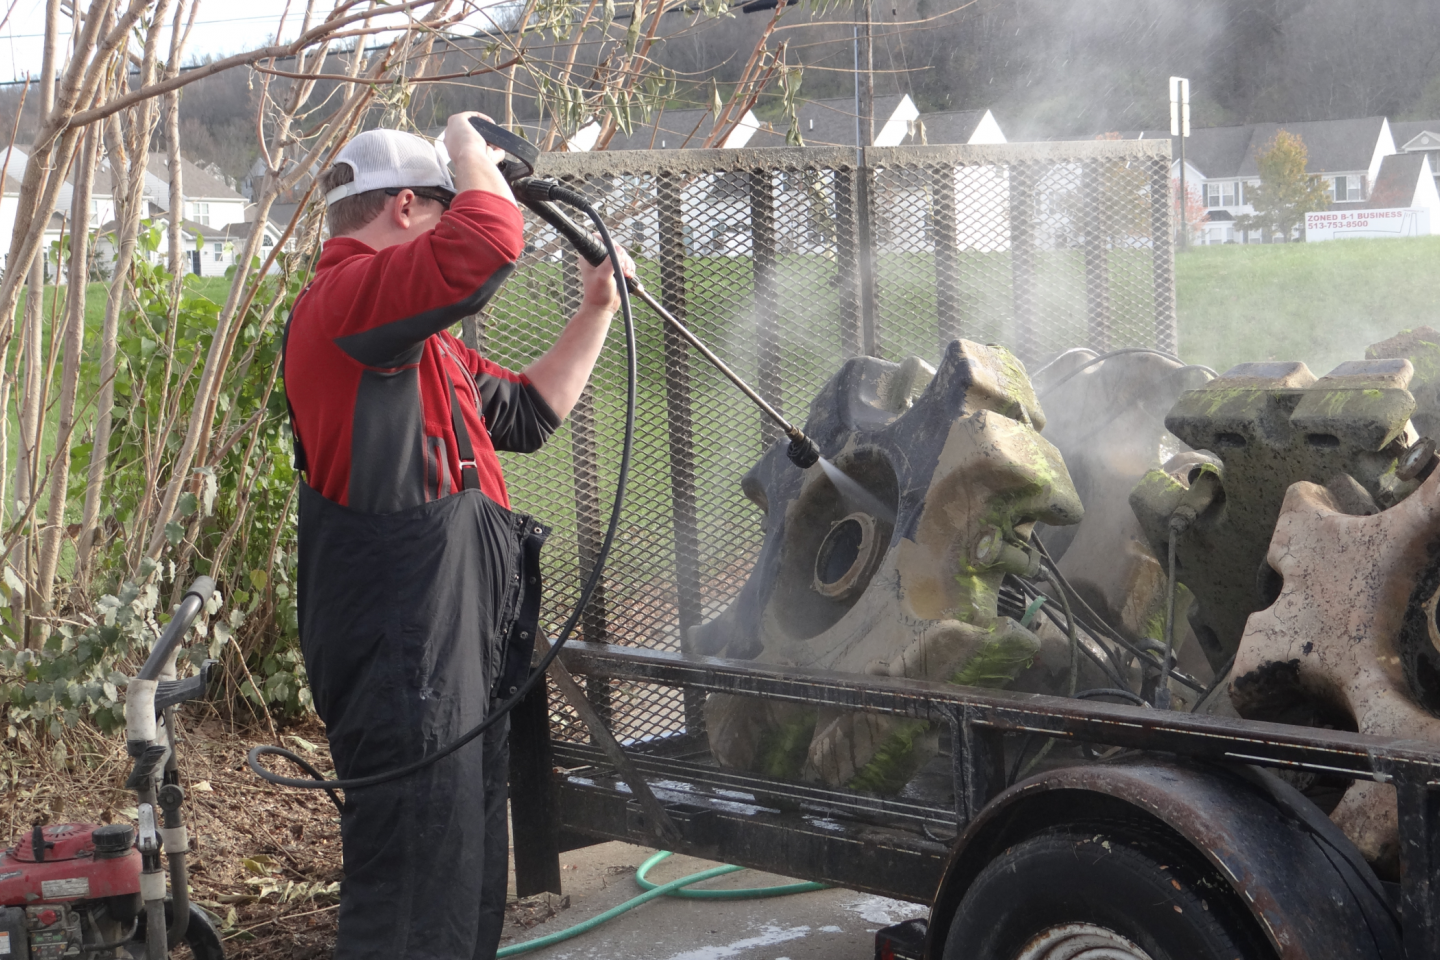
[787,432,821,470]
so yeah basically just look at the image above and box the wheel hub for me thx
[1014,922,1154,960]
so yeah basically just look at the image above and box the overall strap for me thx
[447,375,482,491]
[280,308,308,475]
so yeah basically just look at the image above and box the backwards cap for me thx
[325,129,455,206]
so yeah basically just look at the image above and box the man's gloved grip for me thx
[466,116,539,180]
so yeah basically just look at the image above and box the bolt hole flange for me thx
[813,512,883,600]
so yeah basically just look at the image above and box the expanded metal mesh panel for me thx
[476,141,1175,745]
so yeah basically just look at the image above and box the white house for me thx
[1171,116,1396,243]
[903,109,1007,146]
[747,95,919,148]
[1391,120,1440,195]
[598,108,763,151]
[145,155,247,230]
[1,146,248,279]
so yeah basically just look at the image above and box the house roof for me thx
[265,202,302,230]
[603,108,758,150]
[1367,152,1431,208]
[903,109,987,145]
[1177,116,1389,179]
[750,94,911,148]
[146,155,244,200]
[1393,121,1440,153]
[1173,125,1254,179]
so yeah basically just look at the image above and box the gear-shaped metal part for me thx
[691,340,1082,793]
[1227,463,1440,874]
[1130,358,1416,672]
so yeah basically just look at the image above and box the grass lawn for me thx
[18,275,233,346]
[1174,235,1440,378]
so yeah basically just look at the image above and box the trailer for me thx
[505,641,1438,960]
[477,139,1440,959]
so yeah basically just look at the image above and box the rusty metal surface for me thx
[923,760,1401,960]
[557,642,1440,784]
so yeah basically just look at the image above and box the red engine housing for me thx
[0,824,141,907]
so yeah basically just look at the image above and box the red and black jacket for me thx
[283,190,555,514]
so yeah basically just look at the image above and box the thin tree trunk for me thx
[76,88,162,577]
[36,124,99,606]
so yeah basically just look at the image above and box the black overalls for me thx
[294,408,548,959]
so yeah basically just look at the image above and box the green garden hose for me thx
[496,851,827,957]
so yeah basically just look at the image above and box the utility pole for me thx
[851,0,877,356]
[859,0,874,146]
[1170,76,1191,250]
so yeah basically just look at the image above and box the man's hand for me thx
[580,244,637,312]
[443,112,516,206]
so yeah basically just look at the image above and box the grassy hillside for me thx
[1175,235,1440,377]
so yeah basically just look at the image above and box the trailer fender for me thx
[923,759,1400,960]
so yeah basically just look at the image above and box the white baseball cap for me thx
[324,129,456,206]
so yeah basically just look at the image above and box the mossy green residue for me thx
[751,709,817,780]
[950,632,1039,688]
[845,718,933,795]
[953,567,1000,623]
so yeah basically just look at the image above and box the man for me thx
[284,112,632,959]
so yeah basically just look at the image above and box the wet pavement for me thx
[502,839,926,960]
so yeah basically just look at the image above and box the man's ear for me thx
[389,189,416,229]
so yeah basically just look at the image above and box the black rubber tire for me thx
[129,901,225,960]
[943,822,1273,960]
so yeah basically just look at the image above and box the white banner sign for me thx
[1305,207,1433,241]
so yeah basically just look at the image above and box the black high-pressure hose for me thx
[248,194,639,802]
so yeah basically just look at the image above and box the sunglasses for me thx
[384,186,455,209]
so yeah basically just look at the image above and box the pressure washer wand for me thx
[514,177,821,470]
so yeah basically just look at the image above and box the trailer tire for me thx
[942,821,1272,960]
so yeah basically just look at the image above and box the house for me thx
[147,155,247,230]
[1391,120,1440,194]
[749,94,919,148]
[1172,116,1396,243]
[902,109,1007,146]
[601,108,762,151]
[0,169,25,277]
[1,146,248,277]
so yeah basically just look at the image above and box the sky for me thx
[0,0,507,84]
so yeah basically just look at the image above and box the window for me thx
[190,202,210,226]
[213,242,223,256]
[89,198,101,227]
[262,235,274,247]
[1333,176,1362,202]
[1205,182,1237,207]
